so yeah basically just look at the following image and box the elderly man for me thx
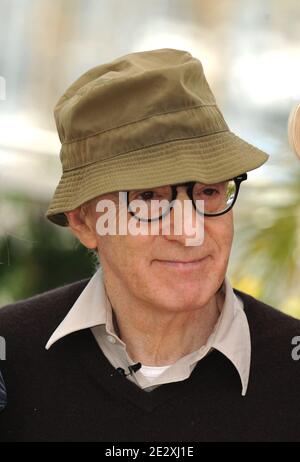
[0,49,299,442]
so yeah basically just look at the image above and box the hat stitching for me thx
[61,103,220,145]
[62,129,230,172]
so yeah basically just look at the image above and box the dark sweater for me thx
[0,279,299,442]
[0,371,6,412]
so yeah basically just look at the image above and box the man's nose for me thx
[162,189,204,246]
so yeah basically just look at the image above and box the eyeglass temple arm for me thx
[234,173,247,182]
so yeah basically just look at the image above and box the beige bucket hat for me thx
[46,48,269,226]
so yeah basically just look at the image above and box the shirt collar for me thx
[46,267,251,395]
[210,277,251,395]
[45,268,108,348]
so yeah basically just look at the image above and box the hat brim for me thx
[46,130,269,226]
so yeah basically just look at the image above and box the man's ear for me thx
[65,207,98,249]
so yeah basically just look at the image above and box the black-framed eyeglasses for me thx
[127,173,247,222]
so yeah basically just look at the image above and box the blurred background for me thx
[0,0,299,316]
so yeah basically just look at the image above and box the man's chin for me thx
[153,285,213,310]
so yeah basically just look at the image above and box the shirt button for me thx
[107,335,117,344]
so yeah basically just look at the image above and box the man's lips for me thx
[154,257,209,271]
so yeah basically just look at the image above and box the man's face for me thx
[69,186,234,313]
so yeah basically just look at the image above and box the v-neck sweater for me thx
[0,278,299,442]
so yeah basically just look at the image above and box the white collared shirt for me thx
[46,267,251,395]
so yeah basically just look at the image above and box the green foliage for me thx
[232,172,300,308]
[0,197,96,307]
